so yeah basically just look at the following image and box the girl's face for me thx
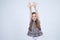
[32,14,37,21]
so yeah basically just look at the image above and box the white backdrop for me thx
[0,0,60,40]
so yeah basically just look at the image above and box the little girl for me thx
[27,2,43,40]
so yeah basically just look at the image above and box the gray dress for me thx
[27,21,43,37]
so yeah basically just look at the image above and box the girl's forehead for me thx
[32,14,36,16]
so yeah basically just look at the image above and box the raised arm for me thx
[27,2,32,20]
[33,2,39,19]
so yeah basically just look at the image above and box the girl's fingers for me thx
[32,1,37,9]
[33,2,37,6]
[27,2,32,9]
[27,0,37,8]
[27,2,31,7]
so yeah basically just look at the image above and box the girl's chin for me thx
[33,20,36,21]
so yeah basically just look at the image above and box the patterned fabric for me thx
[27,21,43,37]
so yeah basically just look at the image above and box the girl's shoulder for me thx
[38,20,40,23]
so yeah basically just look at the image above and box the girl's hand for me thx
[32,2,37,9]
[27,2,32,9]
